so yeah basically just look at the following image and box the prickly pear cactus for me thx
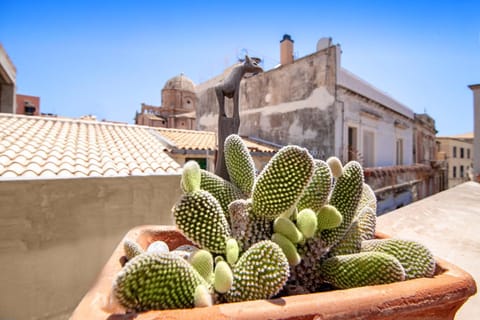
[112,134,437,313]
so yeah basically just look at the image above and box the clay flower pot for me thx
[72,225,477,320]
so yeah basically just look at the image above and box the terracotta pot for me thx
[71,225,477,320]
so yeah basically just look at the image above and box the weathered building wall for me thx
[198,46,338,158]
[0,174,182,320]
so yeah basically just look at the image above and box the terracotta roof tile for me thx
[154,127,279,154]
[0,114,181,179]
[155,127,216,151]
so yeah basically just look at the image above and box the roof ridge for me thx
[0,113,151,129]
[155,127,216,135]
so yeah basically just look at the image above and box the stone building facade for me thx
[135,74,197,130]
[196,35,447,212]
[197,36,416,167]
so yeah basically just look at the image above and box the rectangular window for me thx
[453,166,457,178]
[467,148,471,159]
[460,165,464,178]
[347,126,358,162]
[460,148,464,159]
[453,146,457,158]
[396,139,404,165]
[363,130,375,167]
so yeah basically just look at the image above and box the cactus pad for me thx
[321,161,364,247]
[173,190,231,253]
[200,169,245,218]
[224,134,256,196]
[252,145,314,219]
[297,160,332,213]
[225,241,290,302]
[320,251,406,289]
[361,239,436,279]
[113,253,206,311]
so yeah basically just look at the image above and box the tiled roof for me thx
[437,132,474,140]
[154,127,278,153]
[0,114,181,179]
[155,127,216,151]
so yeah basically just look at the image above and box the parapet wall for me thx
[0,174,182,320]
[365,163,447,214]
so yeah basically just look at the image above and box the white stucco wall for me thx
[337,87,413,167]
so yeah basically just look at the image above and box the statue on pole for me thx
[214,55,263,180]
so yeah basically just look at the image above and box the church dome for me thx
[163,73,195,92]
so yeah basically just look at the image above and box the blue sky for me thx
[1,0,479,135]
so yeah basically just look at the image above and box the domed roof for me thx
[163,73,195,92]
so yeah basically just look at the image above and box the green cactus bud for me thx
[225,241,290,303]
[274,216,304,244]
[194,284,212,307]
[123,239,144,260]
[182,160,201,193]
[320,251,406,289]
[214,260,234,293]
[296,209,318,239]
[252,145,314,220]
[297,160,332,213]
[326,156,343,178]
[113,253,206,311]
[317,205,343,231]
[188,249,214,282]
[271,233,301,266]
[361,239,436,280]
[200,169,245,221]
[226,238,240,265]
[173,190,231,254]
[224,134,256,196]
[321,161,364,247]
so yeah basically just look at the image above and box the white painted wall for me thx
[338,87,414,167]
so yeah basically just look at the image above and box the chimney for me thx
[280,34,294,65]
[468,84,480,182]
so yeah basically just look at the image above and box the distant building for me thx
[0,44,16,114]
[16,94,40,116]
[198,35,422,167]
[413,113,437,165]
[196,34,447,213]
[135,74,197,130]
[436,133,474,188]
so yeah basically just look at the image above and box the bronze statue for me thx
[215,55,263,180]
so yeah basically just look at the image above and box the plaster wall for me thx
[0,174,182,320]
[337,88,413,167]
[0,44,16,113]
[198,47,338,158]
